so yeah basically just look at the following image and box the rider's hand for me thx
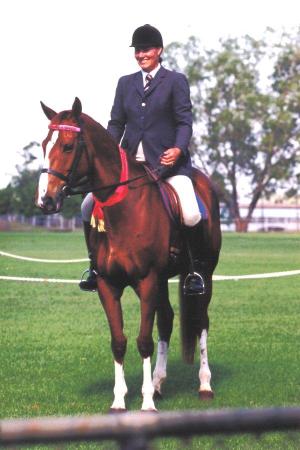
[160,147,182,166]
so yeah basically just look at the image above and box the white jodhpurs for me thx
[166,175,201,227]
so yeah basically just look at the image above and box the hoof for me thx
[153,390,163,400]
[199,390,214,401]
[109,408,127,414]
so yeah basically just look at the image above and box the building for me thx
[221,199,300,232]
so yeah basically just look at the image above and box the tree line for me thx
[0,28,299,230]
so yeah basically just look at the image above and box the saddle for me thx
[144,165,208,226]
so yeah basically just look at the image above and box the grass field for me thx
[0,231,300,449]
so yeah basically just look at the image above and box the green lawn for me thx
[0,231,299,449]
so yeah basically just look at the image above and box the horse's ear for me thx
[72,97,82,118]
[40,101,57,120]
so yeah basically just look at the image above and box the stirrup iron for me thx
[79,268,98,292]
[183,271,205,296]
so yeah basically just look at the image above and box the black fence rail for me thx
[1,407,300,449]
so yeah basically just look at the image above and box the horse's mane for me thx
[81,112,105,131]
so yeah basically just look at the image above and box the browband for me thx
[49,123,81,133]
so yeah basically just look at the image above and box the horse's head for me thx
[36,97,89,214]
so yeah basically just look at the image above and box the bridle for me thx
[41,121,161,198]
[41,122,91,197]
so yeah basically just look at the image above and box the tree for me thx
[0,142,41,217]
[164,28,300,231]
[0,184,15,215]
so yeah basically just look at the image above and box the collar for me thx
[141,64,161,85]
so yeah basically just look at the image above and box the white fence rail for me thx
[0,214,83,230]
[1,212,300,232]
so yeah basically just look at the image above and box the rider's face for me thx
[135,47,162,72]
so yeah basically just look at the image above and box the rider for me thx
[79,24,204,295]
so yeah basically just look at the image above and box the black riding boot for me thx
[79,221,98,292]
[183,222,206,296]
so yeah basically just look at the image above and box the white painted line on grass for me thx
[0,269,299,285]
[213,270,300,280]
[1,252,299,280]
[0,251,88,263]
[0,275,79,283]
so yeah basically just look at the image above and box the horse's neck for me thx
[87,121,143,201]
[87,124,121,190]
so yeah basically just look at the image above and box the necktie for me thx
[144,74,153,91]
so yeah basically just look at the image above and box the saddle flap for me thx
[143,165,183,225]
[159,180,184,226]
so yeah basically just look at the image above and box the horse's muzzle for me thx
[39,194,64,214]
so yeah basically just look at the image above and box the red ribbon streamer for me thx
[92,147,129,223]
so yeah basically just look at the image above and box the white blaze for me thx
[37,132,58,206]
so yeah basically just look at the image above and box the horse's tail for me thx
[179,271,212,365]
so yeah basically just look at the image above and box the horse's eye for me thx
[64,143,74,153]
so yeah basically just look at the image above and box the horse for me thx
[36,97,221,412]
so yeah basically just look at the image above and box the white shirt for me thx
[141,64,161,87]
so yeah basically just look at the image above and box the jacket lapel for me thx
[134,72,144,98]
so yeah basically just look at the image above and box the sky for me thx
[0,0,299,188]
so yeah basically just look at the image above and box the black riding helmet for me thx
[130,24,163,49]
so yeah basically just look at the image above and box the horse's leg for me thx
[97,279,128,411]
[135,272,159,411]
[199,328,213,399]
[180,266,214,399]
[153,277,174,398]
[198,275,214,400]
[111,360,127,411]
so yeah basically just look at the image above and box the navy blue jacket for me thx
[107,66,193,177]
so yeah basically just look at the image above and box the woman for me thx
[80,24,204,295]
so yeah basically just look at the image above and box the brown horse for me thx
[36,97,221,411]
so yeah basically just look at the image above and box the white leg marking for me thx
[153,340,168,395]
[110,361,128,410]
[199,329,212,393]
[141,357,156,411]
